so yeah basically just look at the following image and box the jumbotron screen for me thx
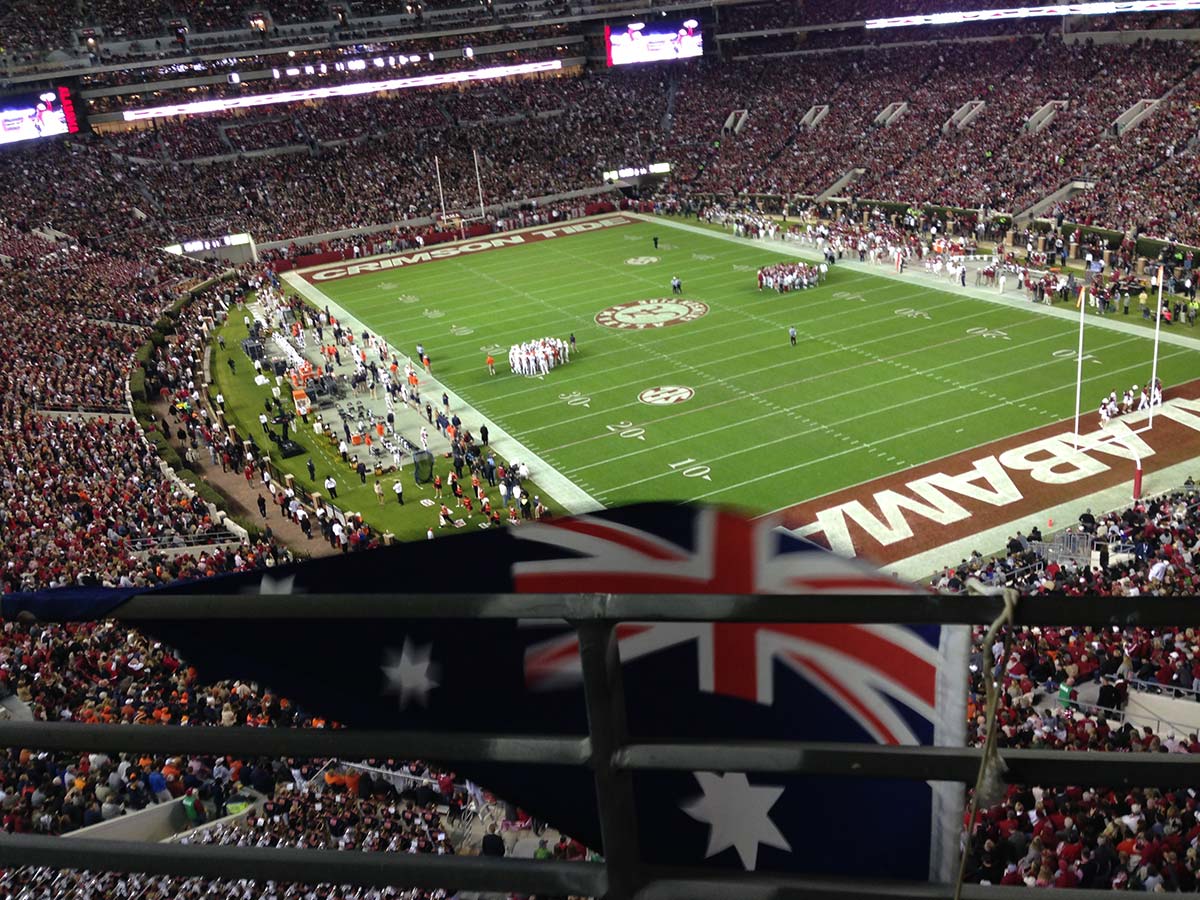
[0,86,80,146]
[605,19,702,66]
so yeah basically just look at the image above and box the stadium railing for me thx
[126,530,242,552]
[2,590,1199,900]
[1073,698,1200,740]
[1126,675,1200,701]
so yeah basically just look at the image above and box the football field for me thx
[294,214,1200,533]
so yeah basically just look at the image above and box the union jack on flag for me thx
[513,509,958,746]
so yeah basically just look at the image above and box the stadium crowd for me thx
[2,8,1200,896]
[943,481,1200,890]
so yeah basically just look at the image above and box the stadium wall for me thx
[257,184,623,256]
[64,797,198,843]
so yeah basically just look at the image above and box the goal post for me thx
[1070,269,1165,449]
[432,149,489,240]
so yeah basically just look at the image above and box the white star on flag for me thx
[681,772,791,870]
[381,639,441,709]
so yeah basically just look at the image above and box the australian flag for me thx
[3,503,966,882]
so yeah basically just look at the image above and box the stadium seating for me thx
[3,10,1200,895]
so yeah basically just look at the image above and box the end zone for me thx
[298,214,637,284]
[769,380,1200,573]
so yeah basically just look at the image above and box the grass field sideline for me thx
[210,309,568,544]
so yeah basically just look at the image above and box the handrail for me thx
[126,530,241,552]
[0,719,1194,787]
[1127,675,1200,700]
[0,834,606,898]
[63,590,1200,626]
[1074,699,1200,739]
[8,589,1200,900]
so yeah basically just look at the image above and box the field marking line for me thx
[437,282,959,405]
[352,254,914,382]
[341,248,882,315]
[477,290,1029,420]
[598,336,1173,497]
[679,347,1193,505]
[554,330,1143,469]
[638,213,1200,353]
[281,270,602,515]
[359,270,921,372]
[529,304,1114,439]
[463,265,1077,414]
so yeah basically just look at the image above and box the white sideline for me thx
[636,214,1200,353]
[281,270,603,516]
[643,214,1200,574]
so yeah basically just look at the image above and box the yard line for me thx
[350,262,900,355]
[641,213,1200,354]
[553,330,1143,467]
[505,287,1102,423]
[432,282,959,397]
[622,348,1193,502]
[471,290,1024,415]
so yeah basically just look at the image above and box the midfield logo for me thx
[596,298,709,330]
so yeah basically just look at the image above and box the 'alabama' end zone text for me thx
[773,385,1200,566]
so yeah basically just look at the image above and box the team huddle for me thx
[509,337,571,376]
[1099,378,1163,426]
[757,261,824,292]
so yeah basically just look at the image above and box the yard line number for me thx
[560,391,591,408]
[1052,348,1102,365]
[605,421,646,440]
[668,457,712,481]
[966,326,1010,340]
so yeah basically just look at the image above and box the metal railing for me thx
[1071,699,1200,737]
[1128,675,1200,701]
[4,590,1200,900]
[126,530,241,552]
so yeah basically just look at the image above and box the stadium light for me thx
[120,59,565,122]
[865,0,1200,28]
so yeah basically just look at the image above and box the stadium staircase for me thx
[133,179,164,215]
[1122,682,1200,735]
[660,69,680,134]
[214,123,235,154]
[293,114,316,148]
[431,96,456,126]
[1013,179,1096,223]
[816,168,864,202]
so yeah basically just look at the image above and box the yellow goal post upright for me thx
[1070,263,1166,451]
[433,150,489,240]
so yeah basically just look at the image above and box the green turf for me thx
[298,217,1200,518]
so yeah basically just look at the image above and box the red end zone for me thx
[772,381,1200,566]
[299,214,635,284]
